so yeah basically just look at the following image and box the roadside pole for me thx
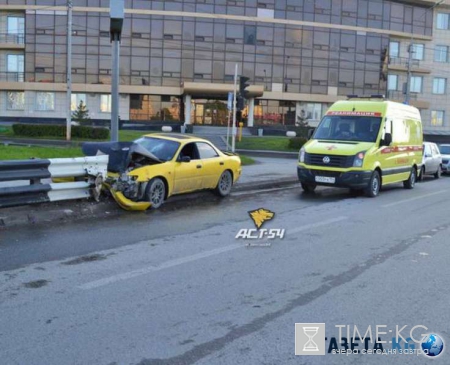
[226,91,233,151]
[232,64,238,153]
[110,0,124,142]
[65,0,72,141]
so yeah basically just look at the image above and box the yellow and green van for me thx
[298,98,423,197]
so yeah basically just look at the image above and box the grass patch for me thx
[239,155,256,166]
[235,136,298,152]
[0,145,83,160]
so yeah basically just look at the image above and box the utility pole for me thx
[110,0,124,142]
[404,0,444,104]
[66,0,72,141]
[232,63,238,153]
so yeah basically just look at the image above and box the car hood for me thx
[305,140,375,156]
[82,142,162,173]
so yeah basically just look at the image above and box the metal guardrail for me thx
[0,156,108,208]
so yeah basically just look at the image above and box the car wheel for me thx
[434,166,441,179]
[216,170,233,197]
[301,183,316,193]
[146,178,166,209]
[418,166,425,182]
[365,171,381,198]
[403,167,417,189]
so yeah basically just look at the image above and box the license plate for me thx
[315,176,336,184]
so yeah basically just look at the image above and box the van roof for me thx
[328,100,421,120]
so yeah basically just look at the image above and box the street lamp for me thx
[110,0,124,142]
[404,0,444,104]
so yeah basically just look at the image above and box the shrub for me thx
[288,136,308,150]
[12,124,109,140]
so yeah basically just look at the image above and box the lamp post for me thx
[404,0,443,104]
[110,0,124,142]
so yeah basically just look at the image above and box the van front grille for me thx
[305,153,354,168]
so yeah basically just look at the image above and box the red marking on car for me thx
[326,145,337,151]
[381,146,423,154]
[327,111,382,117]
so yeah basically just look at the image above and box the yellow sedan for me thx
[83,134,242,210]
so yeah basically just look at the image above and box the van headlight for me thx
[353,151,366,167]
[299,147,306,163]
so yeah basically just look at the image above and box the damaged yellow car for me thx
[82,134,242,211]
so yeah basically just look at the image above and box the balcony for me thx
[0,72,24,82]
[388,57,431,74]
[387,90,429,109]
[0,33,25,49]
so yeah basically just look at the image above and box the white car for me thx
[439,144,450,174]
[419,142,442,181]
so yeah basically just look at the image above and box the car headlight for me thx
[353,151,366,167]
[299,147,306,163]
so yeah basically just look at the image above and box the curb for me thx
[0,177,299,230]
[236,149,298,159]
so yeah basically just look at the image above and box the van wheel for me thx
[301,183,316,193]
[403,167,417,189]
[365,171,380,198]
[418,166,425,182]
[434,166,441,179]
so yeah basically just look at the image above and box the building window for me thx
[431,110,445,126]
[129,95,180,121]
[389,41,400,58]
[257,8,274,18]
[411,44,424,60]
[35,92,55,111]
[434,45,448,62]
[437,13,450,30]
[410,76,423,93]
[244,25,256,45]
[433,78,447,94]
[7,16,24,43]
[7,91,25,110]
[387,75,398,91]
[100,94,111,113]
[6,54,24,81]
[71,93,87,111]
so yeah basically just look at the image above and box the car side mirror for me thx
[180,156,191,163]
[382,133,392,147]
[425,153,431,158]
[307,129,315,140]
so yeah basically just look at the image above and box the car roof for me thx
[141,133,211,143]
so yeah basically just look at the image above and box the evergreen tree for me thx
[72,101,91,124]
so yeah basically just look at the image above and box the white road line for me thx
[288,216,348,234]
[381,190,448,208]
[79,216,347,290]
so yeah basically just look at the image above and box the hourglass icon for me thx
[303,326,320,351]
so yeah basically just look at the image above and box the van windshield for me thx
[313,115,382,143]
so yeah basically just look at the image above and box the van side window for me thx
[382,118,392,141]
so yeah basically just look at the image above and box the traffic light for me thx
[239,76,251,99]
[236,96,245,111]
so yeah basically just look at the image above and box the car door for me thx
[172,143,203,194]
[431,143,441,172]
[196,142,224,189]
[423,143,433,174]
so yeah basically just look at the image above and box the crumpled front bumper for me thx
[110,189,151,211]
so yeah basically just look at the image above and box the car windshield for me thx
[313,115,382,143]
[439,145,450,155]
[134,137,180,162]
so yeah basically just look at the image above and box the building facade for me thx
[0,0,447,137]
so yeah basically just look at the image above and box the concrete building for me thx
[0,0,447,138]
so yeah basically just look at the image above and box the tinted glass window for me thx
[197,143,219,159]
[313,116,382,142]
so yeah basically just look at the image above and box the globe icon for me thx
[421,334,444,357]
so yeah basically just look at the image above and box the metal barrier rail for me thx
[0,156,108,209]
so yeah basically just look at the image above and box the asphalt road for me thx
[1,176,450,365]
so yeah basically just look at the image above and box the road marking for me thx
[79,216,347,290]
[79,244,242,290]
[381,190,448,208]
[288,216,348,234]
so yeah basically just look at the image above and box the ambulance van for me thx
[297,97,423,197]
